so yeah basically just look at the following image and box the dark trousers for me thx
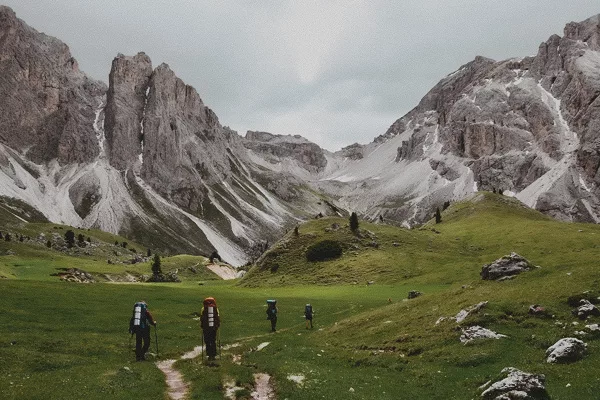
[203,329,218,358]
[270,317,277,332]
[135,328,151,360]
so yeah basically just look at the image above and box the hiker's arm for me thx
[146,310,157,326]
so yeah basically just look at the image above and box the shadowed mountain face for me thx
[1,5,600,262]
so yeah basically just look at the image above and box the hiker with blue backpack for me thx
[304,304,314,329]
[266,299,278,332]
[129,300,157,361]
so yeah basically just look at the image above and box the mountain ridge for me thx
[2,5,600,262]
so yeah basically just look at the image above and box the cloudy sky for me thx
[5,1,600,151]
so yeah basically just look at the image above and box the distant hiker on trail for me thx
[304,304,313,329]
[266,299,278,332]
[129,301,157,361]
[201,297,220,360]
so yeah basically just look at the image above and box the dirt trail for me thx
[156,359,188,400]
[155,346,204,399]
[251,373,276,400]
[157,339,277,400]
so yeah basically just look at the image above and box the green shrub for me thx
[306,240,343,262]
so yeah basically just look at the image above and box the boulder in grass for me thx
[573,299,600,320]
[481,253,532,281]
[545,338,587,363]
[481,368,548,399]
[460,326,507,344]
[586,324,600,332]
[408,290,422,299]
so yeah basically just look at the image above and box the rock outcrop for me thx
[481,368,548,400]
[481,253,532,280]
[546,337,587,363]
[104,52,152,171]
[573,299,600,320]
[0,6,105,165]
[460,326,507,344]
[244,131,328,173]
[52,268,95,283]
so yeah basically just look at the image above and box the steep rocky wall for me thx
[104,52,152,171]
[0,6,105,164]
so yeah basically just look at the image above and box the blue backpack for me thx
[266,299,277,320]
[305,304,313,318]
[130,301,148,331]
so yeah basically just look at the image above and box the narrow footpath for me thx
[156,343,276,400]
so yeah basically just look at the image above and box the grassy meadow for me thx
[1,192,600,399]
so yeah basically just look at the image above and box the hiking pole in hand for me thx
[218,330,221,360]
[154,324,159,358]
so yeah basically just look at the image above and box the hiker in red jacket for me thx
[201,297,220,360]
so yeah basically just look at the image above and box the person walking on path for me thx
[266,299,278,332]
[201,297,220,360]
[304,304,314,329]
[129,300,157,361]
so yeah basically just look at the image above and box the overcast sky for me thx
[5,1,600,151]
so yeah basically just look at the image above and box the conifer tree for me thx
[65,230,75,248]
[435,207,442,224]
[349,212,359,232]
[151,254,162,276]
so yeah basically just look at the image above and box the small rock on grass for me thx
[481,368,548,399]
[546,338,587,363]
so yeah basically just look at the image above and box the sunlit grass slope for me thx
[239,192,600,398]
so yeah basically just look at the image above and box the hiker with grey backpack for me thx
[266,299,278,332]
[129,300,157,361]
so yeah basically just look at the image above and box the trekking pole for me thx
[218,330,221,360]
[154,325,159,358]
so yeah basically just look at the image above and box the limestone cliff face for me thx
[244,131,328,172]
[0,6,105,164]
[141,63,243,212]
[104,52,152,171]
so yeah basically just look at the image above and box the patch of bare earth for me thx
[251,373,276,400]
[206,263,238,280]
[155,346,206,399]
[156,359,188,400]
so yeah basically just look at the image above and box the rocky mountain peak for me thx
[0,5,105,165]
[564,14,600,50]
[104,52,152,170]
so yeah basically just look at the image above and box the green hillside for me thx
[1,192,599,399]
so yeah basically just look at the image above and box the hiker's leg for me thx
[271,318,277,332]
[141,329,151,356]
[204,330,216,358]
[135,332,143,360]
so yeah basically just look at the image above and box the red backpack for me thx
[201,297,220,330]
